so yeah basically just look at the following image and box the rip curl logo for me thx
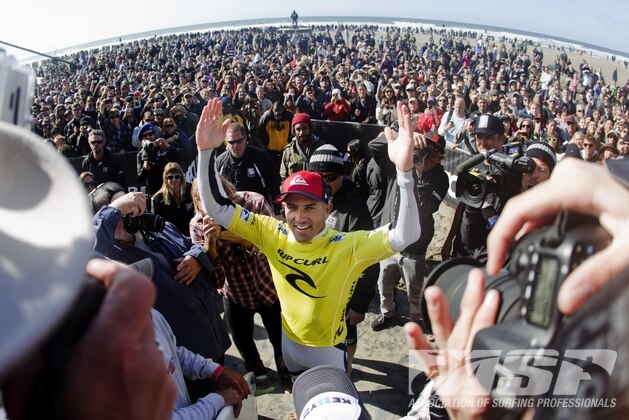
[277,249,328,298]
[278,260,326,299]
[290,174,310,186]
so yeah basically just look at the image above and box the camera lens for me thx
[420,257,524,334]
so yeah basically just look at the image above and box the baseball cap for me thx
[293,365,370,420]
[0,122,93,378]
[332,88,341,96]
[424,131,446,154]
[472,114,504,136]
[275,171,329,203]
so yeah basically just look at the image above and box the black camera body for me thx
[423,212,612,401]
[413,147,429,164]
[455,143,535,208]
[123,213,165,234]
[140,141,158,165]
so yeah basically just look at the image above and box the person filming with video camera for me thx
[137,124,183,195]
[405,158,629,420]
[452,114,536,261]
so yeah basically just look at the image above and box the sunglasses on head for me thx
[166,174,182,181]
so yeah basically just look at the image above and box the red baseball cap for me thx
[275,171,329,203]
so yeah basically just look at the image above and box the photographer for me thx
[376,93,398,127]
[405,159,629,419]
[324,88,351,121]
[69,115,95,156]
[90,184,231,402]
[457,115,520,259]
[137,124,183,196]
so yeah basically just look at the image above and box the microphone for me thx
[456,150,494,173]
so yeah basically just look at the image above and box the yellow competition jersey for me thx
[228,204,395,346]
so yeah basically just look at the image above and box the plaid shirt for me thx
[190,191,278,309]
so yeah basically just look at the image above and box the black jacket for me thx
[81,148,128,190]
[370,137,449,254]
[137,143,183,196]
[215,145,281,208]
[349,95,378,124]
[326,180,379,314]
[93,206,230,399]
[152,183,195,235]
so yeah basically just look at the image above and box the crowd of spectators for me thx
[19,21,629,416]
[28,23,629,168]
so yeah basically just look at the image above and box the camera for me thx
[455,143,535,208]
[413,148,429,164]
[140,141,158,164]
[0,50,36,128]
[422,212,612,402]
[123,213,165,234]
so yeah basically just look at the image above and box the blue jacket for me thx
[92,206,231,362]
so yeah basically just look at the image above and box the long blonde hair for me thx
[154,162,187,205]
[190,176,237,215]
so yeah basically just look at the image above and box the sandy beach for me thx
[409,30,629,86]
[219,27,627,419]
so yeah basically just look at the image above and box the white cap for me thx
[0,122,93,378]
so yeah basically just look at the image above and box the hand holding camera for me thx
[155,137,169,149]
[110,192,147,219]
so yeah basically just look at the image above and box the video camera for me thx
[421,211,612,405]
[140,141,158,165]
[455,142,535,208]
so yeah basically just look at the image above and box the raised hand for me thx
[405,270,500,419]
[196,98,231,151]
[385,101,414,172]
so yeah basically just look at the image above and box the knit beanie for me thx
[292,112,312,128]
[308,145,345,174]
[526,142,557,172]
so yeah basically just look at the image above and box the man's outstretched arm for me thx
[386,101,421,252]
[196,99,236,228]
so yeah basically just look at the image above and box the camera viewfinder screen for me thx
[528,257,558,328]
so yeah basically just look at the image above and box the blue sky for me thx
[3,0,628,60]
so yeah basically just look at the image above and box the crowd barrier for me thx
[67,120,472,202]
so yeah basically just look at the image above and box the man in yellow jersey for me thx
[197,98,420,377]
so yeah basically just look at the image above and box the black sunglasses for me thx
[90,140,103,145]
[318,173,340,182]
[227,137,245,145]
[166,174,182,181]
[83,181,95,188]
